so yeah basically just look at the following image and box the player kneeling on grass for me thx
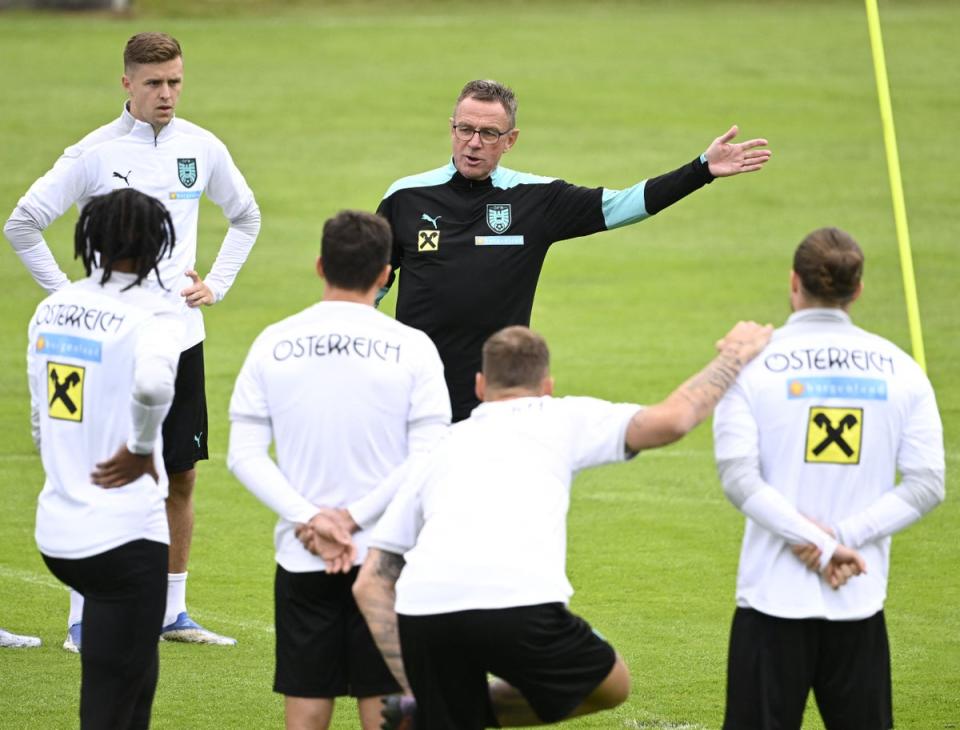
[326,322,772,730]
[29,188,183,729]
[227,210,451,730]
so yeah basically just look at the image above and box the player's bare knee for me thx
[593,657,630,709]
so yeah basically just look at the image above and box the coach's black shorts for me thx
[162,341,208,474]
[398,602,616,730]
[723,606,892,730]
[273,564,400,699]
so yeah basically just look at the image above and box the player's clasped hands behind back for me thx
[295,508,359,573]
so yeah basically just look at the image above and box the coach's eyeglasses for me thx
[451,123,513,144]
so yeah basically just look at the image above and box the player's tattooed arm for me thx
[625,321,773,452]
[353,548,411,694]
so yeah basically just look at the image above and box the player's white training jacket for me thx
[5,104,260,350]
[713,308,945,621]
[29,273,184,559]
[228,301,452,573]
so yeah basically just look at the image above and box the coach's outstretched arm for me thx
[624,321,773,453]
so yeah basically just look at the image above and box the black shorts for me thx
[273,564,400,699]
[162,341,208,474]
[398,603,616,730]
[724,607,892,730]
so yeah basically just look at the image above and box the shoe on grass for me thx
[0,628,41,649]
[62,622,81,653]
[160,612,236,645]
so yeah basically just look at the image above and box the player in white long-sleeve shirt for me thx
[713,227,945,730]
[228,210,451,730]
[31,188,183,729]
[5,32,259,649]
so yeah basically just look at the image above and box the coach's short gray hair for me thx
[455,80,518,128]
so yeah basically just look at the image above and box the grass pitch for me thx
[0,2,957,728]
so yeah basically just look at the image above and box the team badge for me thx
[417,230,440,252]
[177,158,198,188]
[805,406,862,465]
[486,204,512,234]
[47,362,85,422]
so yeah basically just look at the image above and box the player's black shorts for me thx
[723,606,892,730]
[398,602,616,730]
[161,341,208,474]
[273,564,400,699]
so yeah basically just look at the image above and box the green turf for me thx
[0,2,957,728]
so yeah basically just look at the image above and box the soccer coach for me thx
[376,79,772,421]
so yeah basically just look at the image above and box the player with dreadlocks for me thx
[74,187,176,290]
[28,187,185,729]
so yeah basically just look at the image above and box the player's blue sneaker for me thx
[0,628,41,648]
[160,612,236,645]
[380,694,416,730]
[63,622,81,653]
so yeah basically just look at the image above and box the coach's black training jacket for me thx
[377,156,714,421]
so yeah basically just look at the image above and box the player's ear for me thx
[541,375,554,397]
[850,280,864,304]
[375,264,391,289]
[316,256,325,280]
[503,128,519,152]
[475,372,486,401]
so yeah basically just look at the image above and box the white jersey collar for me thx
[120,102,177,143]
[785,308,852,326]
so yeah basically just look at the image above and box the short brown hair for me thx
[481,326,549,392]
[793,227,864,305]
[124,32,182,70]
[321,210,392,292]
[455,80,518,128]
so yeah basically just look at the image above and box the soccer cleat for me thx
[380,694,416,730]
[160,612,237,645]
[0,628,41,649]
[63,622,82,653]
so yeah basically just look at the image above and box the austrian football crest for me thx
[486,204,512,234]
[177,158,198,188]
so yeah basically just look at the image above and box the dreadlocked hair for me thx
[74,188,176,291]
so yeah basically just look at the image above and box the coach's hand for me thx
[182,269,215,308]
[704,125,771,177]
[91,445,158,488]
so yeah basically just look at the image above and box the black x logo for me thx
[418,231,438,251]
[811,412,858,456]
[50,368,81,414]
